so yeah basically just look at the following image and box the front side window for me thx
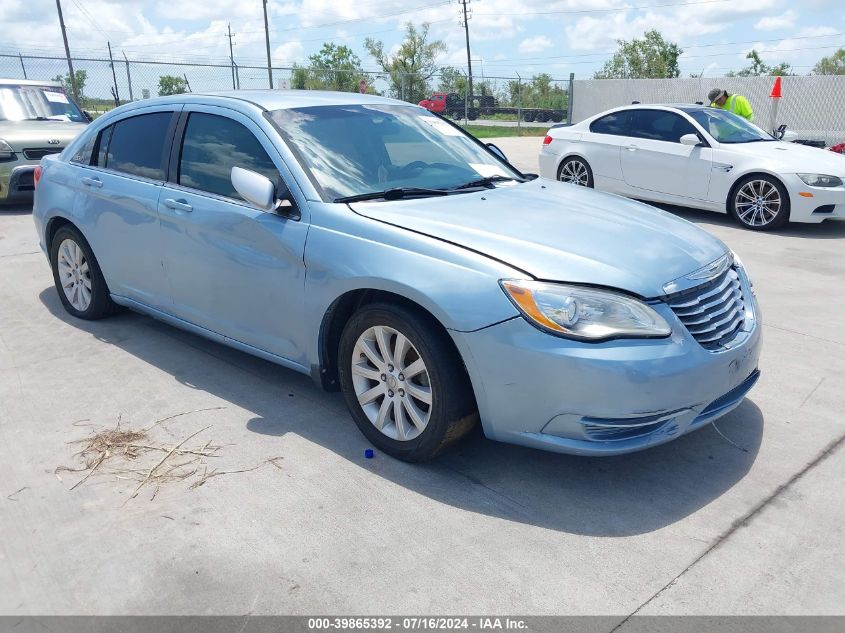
[629,110,698,143]
[267,104,522,201]
[104,112,173,180]
[178,113,282,200]
[687,109,773,144]
[590,112,629,136]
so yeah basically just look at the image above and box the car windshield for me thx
[267,104,523,201]
[688,108,774,144]
[0,84,86,123]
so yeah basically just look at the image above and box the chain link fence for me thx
[571,76,845,147]
[1,53,570,132]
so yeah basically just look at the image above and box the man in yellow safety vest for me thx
[707,88,754,122]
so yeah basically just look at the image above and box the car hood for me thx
[350,180,728,298]
[0,120,87,151]
[723,140,845,175]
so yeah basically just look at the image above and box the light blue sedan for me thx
[32,91,761,461]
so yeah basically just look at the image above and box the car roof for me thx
[193,89,408,111]
[606,103,710,113]
[0,78,63,88]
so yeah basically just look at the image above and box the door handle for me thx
[163,198,193,213]
[625,145,638,152]
[81,176,103,188]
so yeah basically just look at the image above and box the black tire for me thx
[550,112,564,123]
[535,111,550,123]
[50,225,116,320]
[557,156,594,188]
[523,111,536,123]
[467,108,479,121]
[728,174,790,231]
[338,302,478,462]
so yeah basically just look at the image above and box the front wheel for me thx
[729,175,789,230]
[558,157,594,188]
[338,303,477,462]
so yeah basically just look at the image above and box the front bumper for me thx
[452,289,762,456]
[785,174,845,223]
[0,162,37,204]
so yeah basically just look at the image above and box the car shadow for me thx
[0,203,33,216]
[649,202,845,240]
[39,287,763,537]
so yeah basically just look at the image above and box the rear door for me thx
[157,106,309,362]
[72,108,179,309]
[582,111,629,186]
[621,109,712,200]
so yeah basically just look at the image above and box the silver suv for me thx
[1,79,88,206]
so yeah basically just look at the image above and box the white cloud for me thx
[273,41,305,64]
[754,10,797,31]
[519,36,554,54]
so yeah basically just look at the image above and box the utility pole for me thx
[123,51,134,101]
[458,0,473,103]
[262,0,273,88]
[107,41,120,104]
[55,0,79,101]
[226,24,236,90]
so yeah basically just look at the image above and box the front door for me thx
[157,107,309,363]
[621,109,712,200]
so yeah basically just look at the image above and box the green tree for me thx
[304,43,367,92]
[365,22,447,103]
[437,66,467,95]
[157,75,188,96]
[813,48,845,75]
[52,69,87,100]
[727,50,792,77]
[594,30,682,79]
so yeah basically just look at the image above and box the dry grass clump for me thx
[56,408,279,502]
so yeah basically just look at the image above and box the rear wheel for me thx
[558,157,594,188]
[338,303,477,462]
[729,175,789,230]
[50,225,116,320]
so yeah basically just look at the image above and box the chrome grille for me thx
[666,267,745,351]
[23,148,61,160]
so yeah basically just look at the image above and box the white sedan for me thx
[539,104,845,230]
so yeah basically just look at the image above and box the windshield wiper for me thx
[335,187,451,203]
[451,175,523,190]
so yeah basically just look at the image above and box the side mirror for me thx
[680,133,702,147]
[486,143,507,162]
[231,166,299,219]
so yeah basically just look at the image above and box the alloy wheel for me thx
[735,179,782,227]
[559,159,590,186]
[351,325,432,441]
[57,238,93,312]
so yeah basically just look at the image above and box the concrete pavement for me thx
[1,139,844,617]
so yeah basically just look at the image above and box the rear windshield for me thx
[0,84,86,123]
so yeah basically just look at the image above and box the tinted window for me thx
[178,113,281,200]
[71,132,97,165]
[629,110,698,143]
[95,125,112,168]
[590,112,628,135]
[105,112,173,180]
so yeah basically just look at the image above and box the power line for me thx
[474,0,734,16]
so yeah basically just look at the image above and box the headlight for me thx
[797,173,843,188]
[0,139,15,160]
[500,280,671,341]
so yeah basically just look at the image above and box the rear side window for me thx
[104,112,173,180]
[629,110,698,143]
[70,132,97,165]
[95,125,112,168]
[590,112,628,135]
[178,112,281,200]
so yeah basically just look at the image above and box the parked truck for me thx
[418,92,566,123]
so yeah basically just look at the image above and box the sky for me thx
[1,0,843,86]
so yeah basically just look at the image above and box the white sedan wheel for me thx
[734,179,782,228]
[558,158,591,187]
